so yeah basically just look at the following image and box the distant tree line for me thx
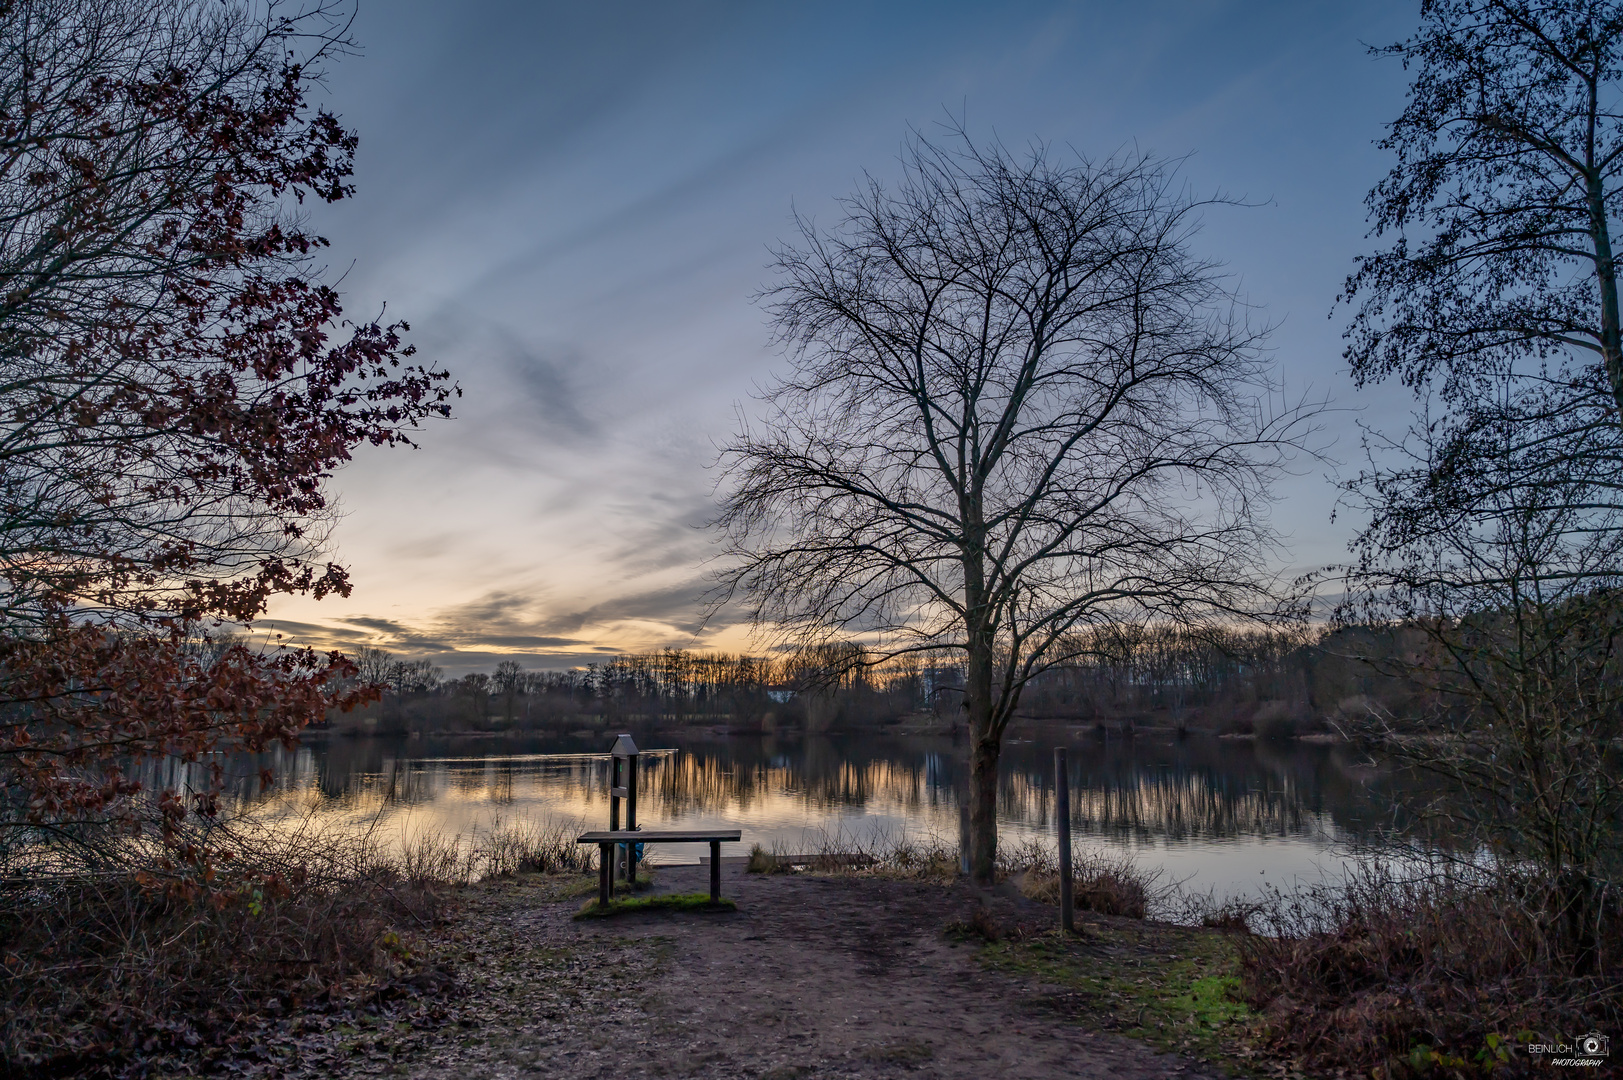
[332,645,935,734]
[328,624,1427,738]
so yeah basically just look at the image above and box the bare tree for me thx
[1344,1,1623,514]
[1339,1,1623,966]
[780,640,866,734]
[389,658,442,697]
[351,645,395,690]
[1343,460,1623,966]
[715,131,1313,882]
[493,659,524,722]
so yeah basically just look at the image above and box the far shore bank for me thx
[303,711,1357,745]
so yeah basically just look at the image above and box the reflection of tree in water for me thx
[1002,765,1316,842]
[642,743,942,819]
[209,732,1427,848]
[1001,736,1396,842]
[633,734,1403,844]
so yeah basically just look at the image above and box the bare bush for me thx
[480,816,597,877]
[1235,862,1623,1075]
[0,810,599,1072]
[0,826,447,1072]
[397,828,478,890]
[745,842,790,875]
[749,825,959,880]
[1001,840,1165,919]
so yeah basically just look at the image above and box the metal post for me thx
[599,843,611,906]
[709,840,720,903]
[608,756,623,886]
[1055,747,1074,934]
[625,752,638,884]
[609,734,639,886]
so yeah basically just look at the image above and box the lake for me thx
[218,728,1423,908]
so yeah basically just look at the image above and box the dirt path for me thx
[364,863,1226,1080]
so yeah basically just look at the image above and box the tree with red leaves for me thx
[0,0,454,868]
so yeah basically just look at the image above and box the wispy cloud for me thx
[496,334,599,443]
[270,0,1410,678]
[531,580,712,637]
[260,576,738,673]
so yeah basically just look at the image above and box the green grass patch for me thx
[978,921,1257,1074]
[574,893,737,918]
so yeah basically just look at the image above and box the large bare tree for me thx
[716,133,1312,882]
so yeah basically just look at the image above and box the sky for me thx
[259,0,1425,675]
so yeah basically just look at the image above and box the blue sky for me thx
[262,0,1423,673]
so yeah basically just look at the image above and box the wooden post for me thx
[709,840,720,903]
[598,843,612,906]
[1055,747,1074,934]
[958,801,971,876]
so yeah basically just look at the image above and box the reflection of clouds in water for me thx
[208,733,1402,906]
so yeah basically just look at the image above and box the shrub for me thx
[1004,841,1161,919]
[0,825,448,1074]
[765,826,957,881]
[1197,899,1261,934]
[481,816,596,877]
[1235,862,1623,1077]
[746,843,789,874]
[1253,702,1299,740]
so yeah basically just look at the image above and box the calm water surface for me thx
[221,729,1421,906]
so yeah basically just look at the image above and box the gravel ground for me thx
[268,862,1229,1080]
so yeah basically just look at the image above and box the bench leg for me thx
[599,843,611,905]
[710,840,720,903]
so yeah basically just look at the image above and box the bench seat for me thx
[577,830,741,843]
[577,829,742,904]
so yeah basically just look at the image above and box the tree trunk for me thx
[968,725,1001,884]
[1556,866,1602,975]
[1586,170,1623,421]
[965,630,1000,884]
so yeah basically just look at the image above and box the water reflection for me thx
[218,731,1409,903]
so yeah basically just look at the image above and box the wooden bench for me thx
[577,829,742,906]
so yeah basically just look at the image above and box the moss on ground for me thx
[574,892,737,918]
[978,918,1261,1075]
